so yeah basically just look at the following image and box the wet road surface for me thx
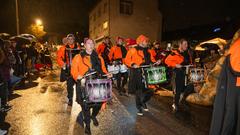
[3,70,212,135]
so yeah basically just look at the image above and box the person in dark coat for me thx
[210,37,240,135]
[0,39,11,111]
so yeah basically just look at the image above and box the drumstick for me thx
[80,71,97,79]
[65,48,81,51]
[139,62,159,68]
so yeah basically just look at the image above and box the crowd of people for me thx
[0,36,53,134]
[2,30,238,135]
[57,33,199,134]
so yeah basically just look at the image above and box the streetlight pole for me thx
[15,0,20,35]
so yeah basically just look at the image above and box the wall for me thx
[109,0,162,42]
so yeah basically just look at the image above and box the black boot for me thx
[76,111,84,127]
[85,125,91,135]
[91,116,99,126]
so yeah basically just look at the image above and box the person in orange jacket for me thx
[108,37,128,96]
[125,35,161,116]
[71,38,112,135]
[165,38,194,112]
[57,34,81,106]
[97,36,111,65]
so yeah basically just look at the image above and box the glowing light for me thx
[36,19,42,25]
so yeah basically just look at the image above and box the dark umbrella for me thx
[10,36,31,45]
[0,33,11,40]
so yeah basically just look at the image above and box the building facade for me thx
[89,0,162,44]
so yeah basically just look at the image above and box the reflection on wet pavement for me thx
[4,70,212,135]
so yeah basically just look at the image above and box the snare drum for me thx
[85,79,112,103]
[119,64,128,73]
[107,65,120,74]
[188,68,205,83]
[144,66,167,84]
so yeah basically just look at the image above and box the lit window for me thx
[120,0,133,15]
[103,21,108,29]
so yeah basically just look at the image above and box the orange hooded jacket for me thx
[229,38,240,73]
[125,47,156,67]
[57,44,81,67]
[71,53,108,81]
[165,50,184,68]
[97,43,106,55]
[108,45,127,62]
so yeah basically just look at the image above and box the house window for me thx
[120,0,133,15]
[103,2,108,13]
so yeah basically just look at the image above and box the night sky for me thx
[0,0,239,38]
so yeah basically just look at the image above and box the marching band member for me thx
[165,38,194,112]
[108,37,128,96]
[57,34,81,106]
[71,38,112,135]
[97,36,111,66]
[125,35,161,116]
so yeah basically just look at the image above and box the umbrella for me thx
[200,43,220,51]
[10,36,31,45]
[195,38,227,51]
[0,33,11,40]
[195,46,206,51]
[19,34,37,42]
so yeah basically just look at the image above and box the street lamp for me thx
[15,0,20,35]
[36,19,42,26]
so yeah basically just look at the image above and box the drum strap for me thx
[80,50,104,75]
[135,46,151,65]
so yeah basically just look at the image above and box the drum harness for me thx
[63,44,80,77]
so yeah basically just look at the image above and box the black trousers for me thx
[0,81,8,106]
[67,77,75,102]
[173,68,194,106]
[116,72,128,93]
[80,102,103,125]
[129,68,154,110]
[76,80,103,126]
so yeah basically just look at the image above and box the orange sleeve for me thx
[125,48,135,67]
[99,55,108,74]
[108,46,115,62]
[71,54,82,81]
[57,46,65,67]
[165,54,183,67]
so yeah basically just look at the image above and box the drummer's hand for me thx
[175,64,182,68]
[132,64,139,68]
[77,75,82,80]
[62,63,66,70]
[155,60,161,65]
[106,73,113,79]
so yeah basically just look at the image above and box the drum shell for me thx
[144,66,167,85]
[119,64,128,73]
[107,65,120,74]
[188,68,205,83]
[85,79,112,103]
